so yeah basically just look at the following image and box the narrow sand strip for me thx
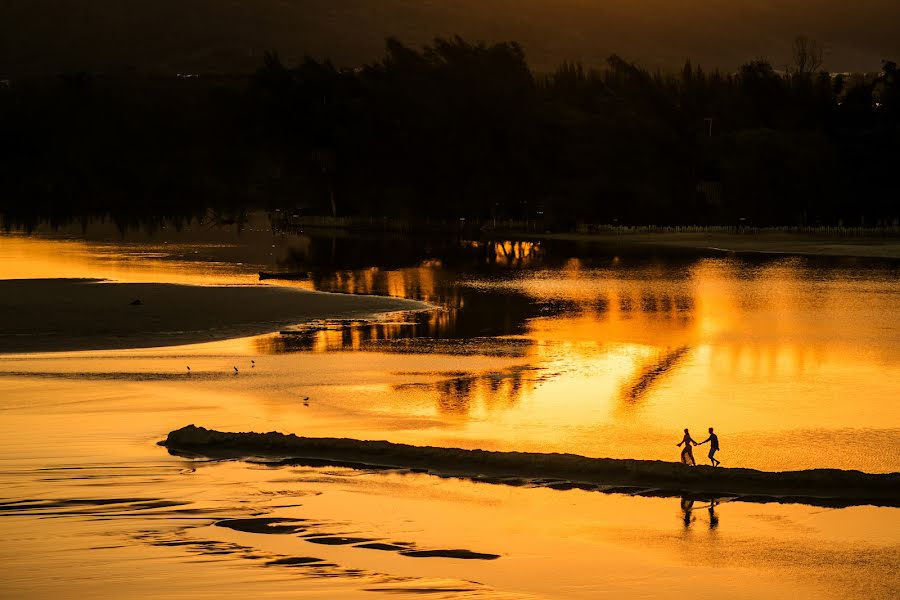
[0,279,430,353]
[161,426,900,507]
[506,232,900,259]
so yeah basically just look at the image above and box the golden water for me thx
[1,228,898,598]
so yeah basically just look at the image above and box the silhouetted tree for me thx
[1,36,898,229]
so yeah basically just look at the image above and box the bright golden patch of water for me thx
[1,229,899,598]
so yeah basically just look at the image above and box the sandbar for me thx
[0,279,429,353]
[161,426,900,507]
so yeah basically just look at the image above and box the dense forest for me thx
[1,37,899,229]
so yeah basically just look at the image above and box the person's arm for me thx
[698,436,710,445]
[676,439,684,447]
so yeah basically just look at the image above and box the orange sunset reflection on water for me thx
[0,229,316,289]
[241,247,900,473]
[1,231,899,473]
[2,229,900,600]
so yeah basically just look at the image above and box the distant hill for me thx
[2,0,898,76]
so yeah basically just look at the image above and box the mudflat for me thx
[0,279,429,353]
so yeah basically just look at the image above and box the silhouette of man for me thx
[698,427,720,466]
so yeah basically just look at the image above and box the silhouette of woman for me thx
[676,428,698,465]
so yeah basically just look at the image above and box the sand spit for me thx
[0,279,430,353]
[162,426,900,507]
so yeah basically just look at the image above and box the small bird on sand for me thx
[303,396,310,406]
[186,366,191,373]
[233,366,239,374]
[251,360,256,367]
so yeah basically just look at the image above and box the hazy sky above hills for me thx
[2,0,898,76]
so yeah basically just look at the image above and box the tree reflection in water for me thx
[252,238,712,417]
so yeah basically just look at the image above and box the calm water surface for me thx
[1,219,898,598]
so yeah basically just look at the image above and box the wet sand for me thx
[0,279,430,353]
[162,426,900,507]
[511,232,900,259]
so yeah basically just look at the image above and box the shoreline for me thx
[492,231,900,259]
[0,278,430,354]
[161,426,900,508]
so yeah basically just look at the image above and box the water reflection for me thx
[298,266,547,340]
[709,498,720,529]
[469,239,543,268]
[3,220,900,600]
[279,236,547,272]
[252,271,703,350]
[2,223,899,472]
[681,496,722,530]
[394,365,539,415]
[253,315,533,356]
[681,497,695,528]
[619,345,691,403]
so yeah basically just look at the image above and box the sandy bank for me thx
[509,232,900,259]
[162,426,900,507]
[0,279,429,353]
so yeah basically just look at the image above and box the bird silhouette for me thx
[303,396,310,406]
[233,366,239,374]
[186,366,191,373]
[251,360,255,367]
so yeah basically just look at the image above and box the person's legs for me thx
[709,448,719,466]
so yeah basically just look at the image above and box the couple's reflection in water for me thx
[680,496,720,530]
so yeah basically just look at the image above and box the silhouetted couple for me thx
[676,427,720,466]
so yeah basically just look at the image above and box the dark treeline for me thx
[2,37,899,230]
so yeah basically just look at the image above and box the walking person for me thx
[698,427,720,466]
[676,428,698,466]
